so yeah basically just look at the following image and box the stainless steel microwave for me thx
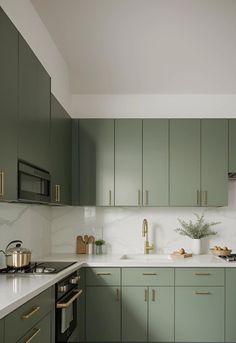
[18,161,50,203]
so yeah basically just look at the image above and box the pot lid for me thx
[6,246,31,254]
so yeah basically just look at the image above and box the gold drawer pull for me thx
[195,291,211,295]
[194,273,210,276]
[0,171,4,197]
[57,289,82,309]
[142,273,157,276]
[24,328,41,343]
[116,288,120,302]
[22,306,40,320]
[152,289,156,302]
[144,288,148,302]
[96,272,111,276]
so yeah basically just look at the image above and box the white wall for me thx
[0,0,71,113]
[51,182,236,255]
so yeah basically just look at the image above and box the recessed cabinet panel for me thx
[79,119,114,206]
[51,95,71,205]
[115,119,142,206]
[122,286,148,342]
[143,120,169,206]
[201,119,228,206]
[170,119,200,206]
[226,268,236,342]
[18,35,51,171]
[0,8,18,201]
[229,119,236,173]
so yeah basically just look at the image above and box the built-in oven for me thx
[56,271,82,342]
[18,160,50,203]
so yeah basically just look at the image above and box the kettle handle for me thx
[5,240,23,252]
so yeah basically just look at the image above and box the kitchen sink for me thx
[120,254,172,261]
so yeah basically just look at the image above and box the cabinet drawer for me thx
[86,268,120,286]
[17,312,51,343]
[175,268,224,286]
[5,287,53,343]
[122,268,174,286]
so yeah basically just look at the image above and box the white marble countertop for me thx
[0,253,235,319]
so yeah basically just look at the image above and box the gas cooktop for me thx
[219,254,236,262]
[0,261,76,274]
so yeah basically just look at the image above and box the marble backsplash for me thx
[0,203,51,267]
[51,181,236,255]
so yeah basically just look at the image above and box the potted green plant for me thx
[95,239,105,255]
[175,213,219,254]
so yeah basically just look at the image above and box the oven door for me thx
[56,289,82,342]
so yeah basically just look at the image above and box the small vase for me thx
[192,239,201,254]
[96,245,103,255]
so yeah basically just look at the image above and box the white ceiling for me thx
[31,0,236,94]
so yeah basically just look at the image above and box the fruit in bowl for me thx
[210,246,232,256]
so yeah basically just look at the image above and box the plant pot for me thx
[96,245,103,255]
[192,239,201,254]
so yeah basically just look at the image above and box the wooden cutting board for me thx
[76,236,86,254]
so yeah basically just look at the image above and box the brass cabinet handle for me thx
[109,190,112,206]
[194,273,210,276]
[197,190,200,206]
[195,291,211,295]
[0,171,4,197]
[56,289,82,309]
[144,288,148,302]
[55,184,61,202]
[54,185,58,202]
[22,306,40,320]
[142,273,157,276]
[96,272,111,276]
[24,328,41,343]
[116,288,120,302]
[202,190,207,206]
[152,289,155,302]
[145,190,148,206]
[138,190,141,206]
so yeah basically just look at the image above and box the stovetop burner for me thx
[0,261,76,274]
[219,254,236,262]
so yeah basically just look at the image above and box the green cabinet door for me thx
[149,287,174,342]
[0,318,4,343]
[17,312,51,343]
[170,120,200,206]
[143,120,169,206]
[175,286,224,342]
[226,268,236,342]
[201,119,228,206]
[122,287,148,342]
[86,286,120,342]
[115,120,142,206]
[51,95,71,205]
[0,8,18,201]
[18,35,51,171]
[229,119,236,173]
[78,119,114,206]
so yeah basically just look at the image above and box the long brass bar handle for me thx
[116,288,120,302]
[24,328,41,343]
[22,306,40,319]
[138,190,141,206]
[145,190,148,206]
[54,185,58,202]
[195,273,210,276]
[56,289,82,309]
[195,291,211,295]
[109,190,112,206]
[96,272,111,276]
[144,288,148,302]
[197,190,200,206]
[58,184,61,203]
[0,171,4,197]
[152,289,155,302]
[202,190,207,206]
[142,273,157,276]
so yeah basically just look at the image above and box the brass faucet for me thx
[142,218,154,254]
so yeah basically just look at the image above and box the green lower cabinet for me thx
[0,319,4,343]
[122,287,148,342]
[175,286,224,342]
[226,268,236,342]
[17,313,51,343]
[148,287,174,342]
[86,286,121,342]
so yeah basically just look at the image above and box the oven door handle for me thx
[56,289,82,309]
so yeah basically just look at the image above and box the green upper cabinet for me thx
[0,8,18,201]
[18,35,51,171]
[143,120,169,206]
[201,119,228,206]
[229,119,236,173]
[50,95,72,205]
[170,120,201,206]
[115,119,142,206]
[78,119,114,206]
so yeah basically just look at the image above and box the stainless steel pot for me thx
[2,240,32,268]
